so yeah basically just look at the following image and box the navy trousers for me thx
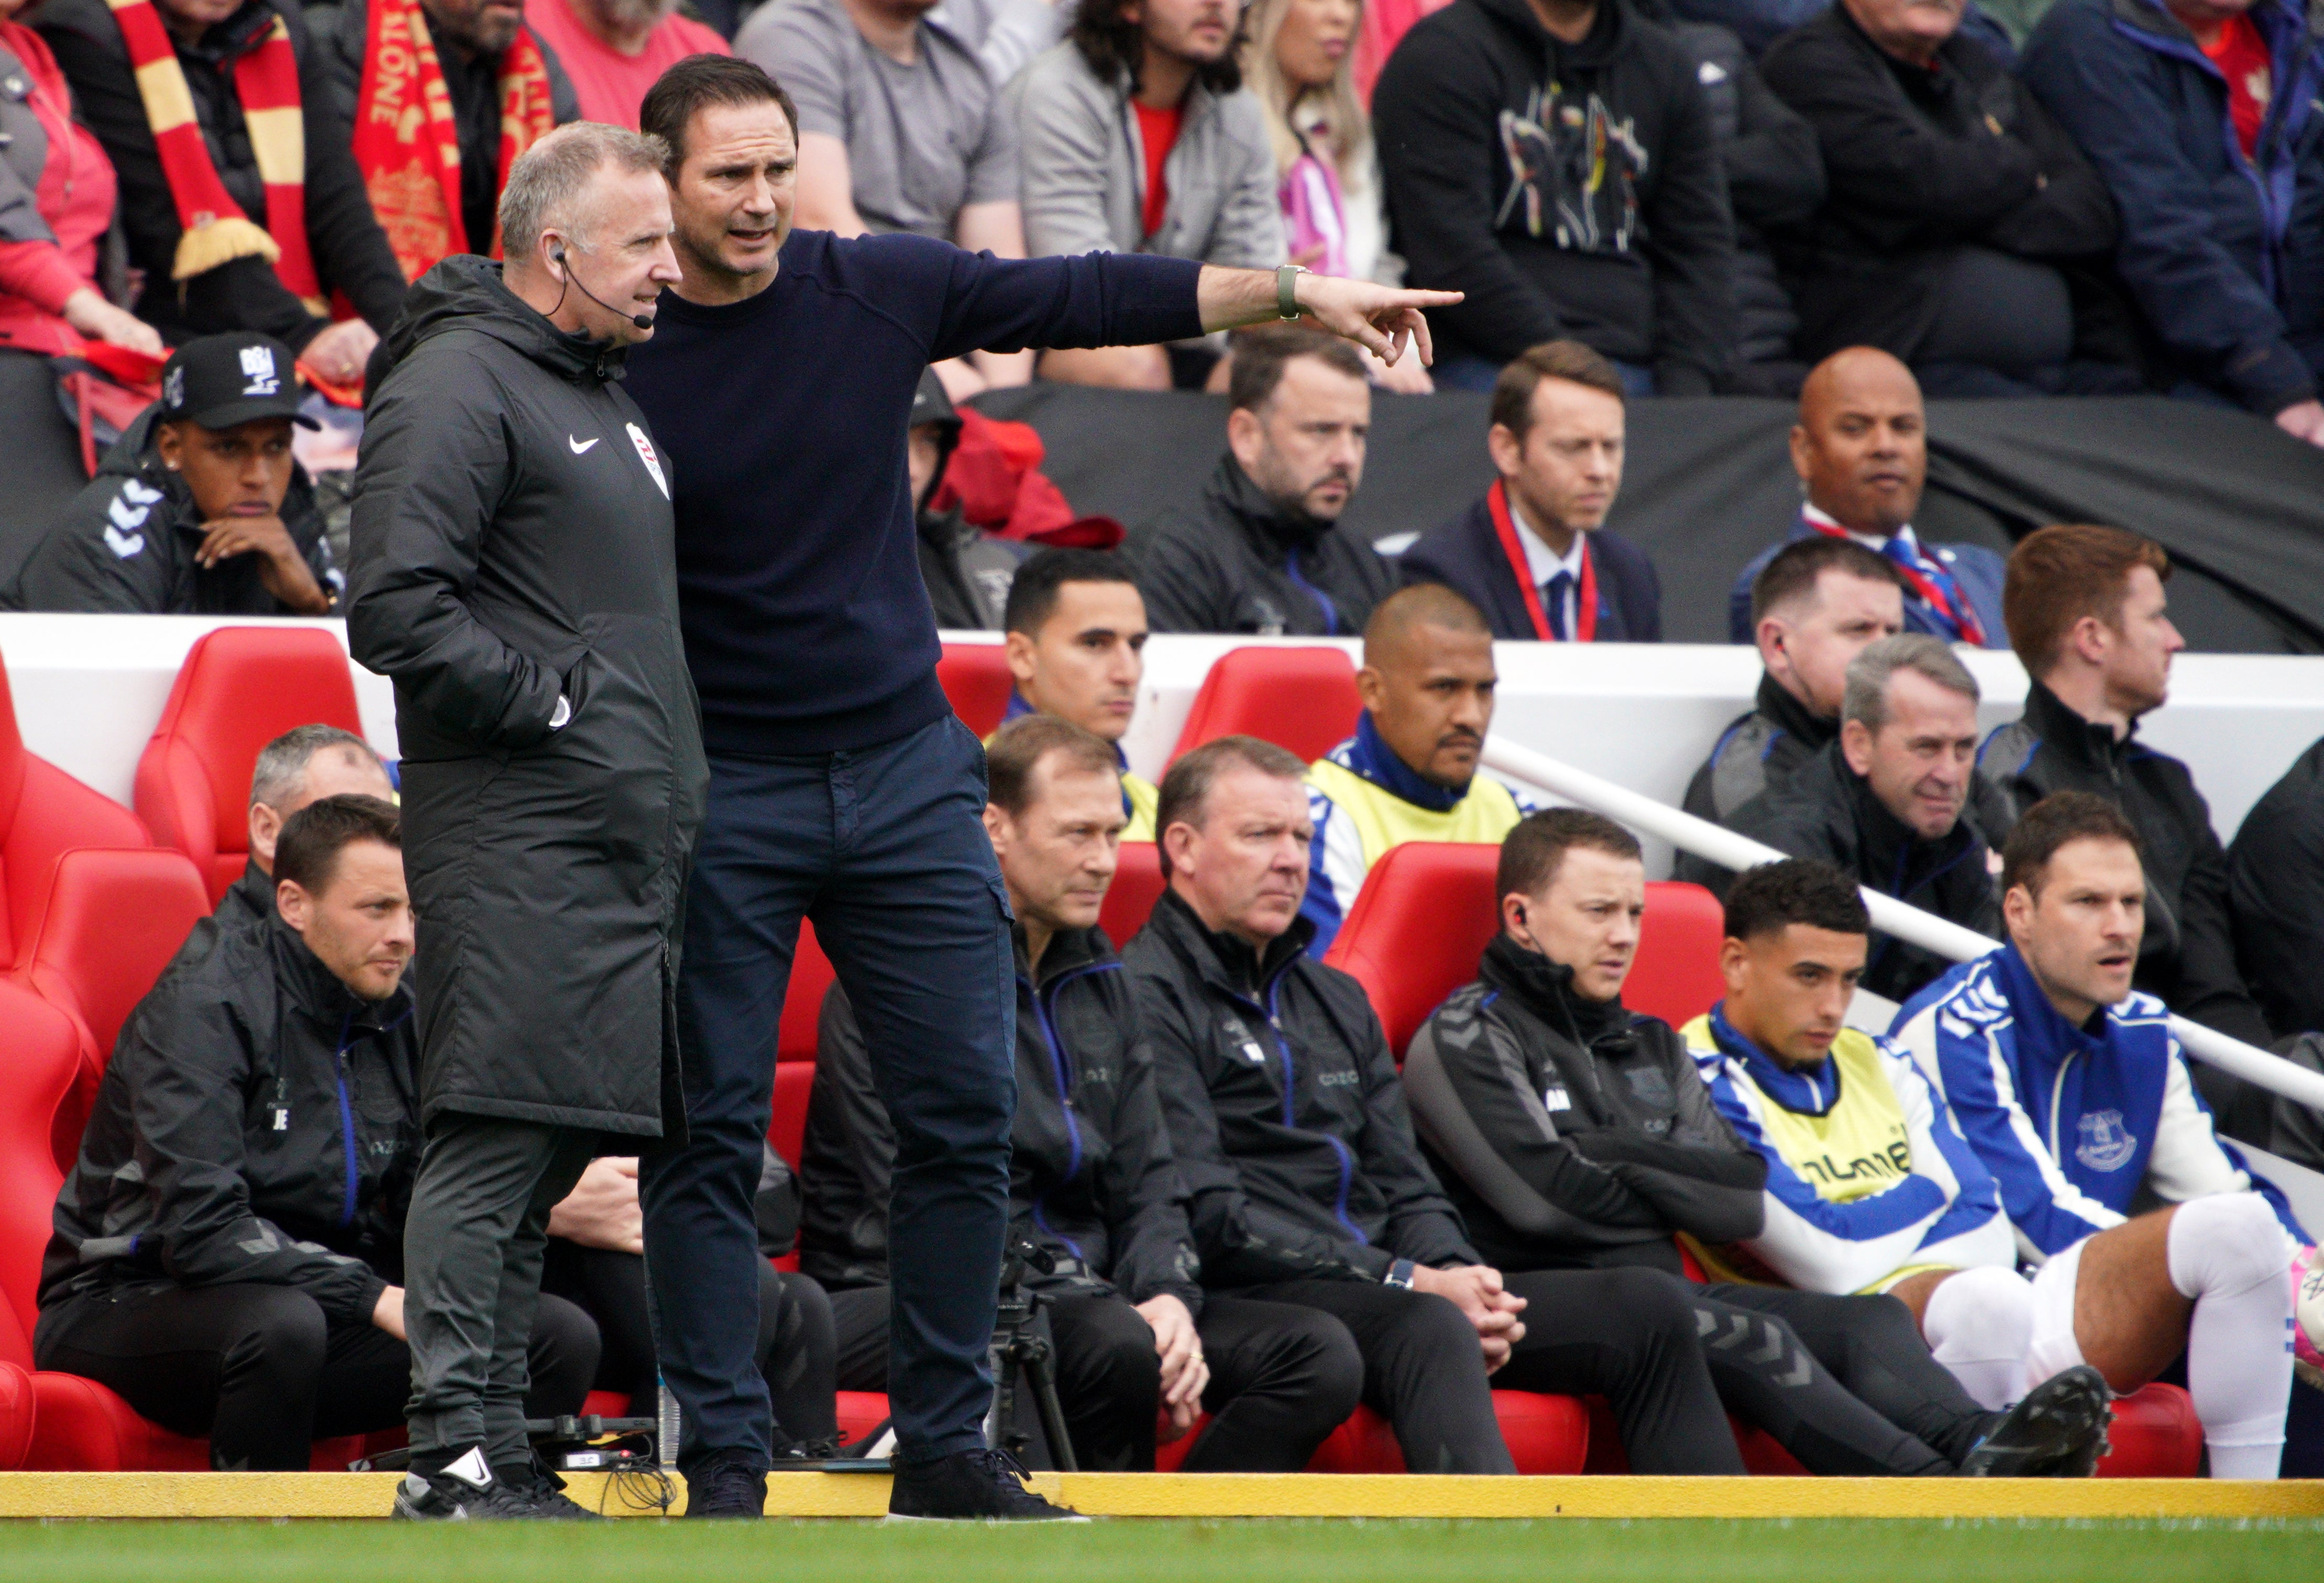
[641,714,1016,1474]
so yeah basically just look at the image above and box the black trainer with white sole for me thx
[886,1448,1088,1522]
[1957,1365,2114,1477]
[391,1447,546,1521]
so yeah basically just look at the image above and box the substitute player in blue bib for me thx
[1890,793,2320,1477]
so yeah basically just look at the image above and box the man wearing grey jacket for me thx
[1010,0,1284,389]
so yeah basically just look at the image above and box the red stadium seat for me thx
[769,921,838,1169]
[1099,842,1166,949]
[1326,842,1725,1061]
[1168,646,1360,765]
[133,626,364,906]
[18,848,213,1170]
[939,643,1016,737]
[836,1391,890,1447]
[0,652,149,977]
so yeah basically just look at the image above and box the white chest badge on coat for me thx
[626,422,669,500]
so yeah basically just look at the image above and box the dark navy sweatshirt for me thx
[624,229,1203,756]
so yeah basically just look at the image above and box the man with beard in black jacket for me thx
[1371,0,1738,395]
[35,796,599,1474]
[1135,325,1393,637]
[347,124,706,1521]
[1721,634,2009,1003]
[1404,809,2108,1476]
[802,717,1360,1470]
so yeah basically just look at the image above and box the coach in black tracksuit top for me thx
[803,929,1359,1471]
[618,57,1459,1509]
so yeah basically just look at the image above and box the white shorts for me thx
[2024,1234,2092,1390]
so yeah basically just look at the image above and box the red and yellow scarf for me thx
[104,0,322,311]
[350,0,554,280]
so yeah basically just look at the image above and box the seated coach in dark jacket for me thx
[35,797,596,1473]
[39,0,405,384]
[801,717,1360,1471]
[1760,0,2136,397]
[1399,341,1660,643]
[1724,635,2009,1002]
[1135,325,1393,637]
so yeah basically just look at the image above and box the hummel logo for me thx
[569,435,600,454]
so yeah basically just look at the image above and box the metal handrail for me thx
[1479,734,2324,1112]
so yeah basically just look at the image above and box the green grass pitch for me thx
[0,1518,2315,1583]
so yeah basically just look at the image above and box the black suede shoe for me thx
[684,1452,769,1519]
[886,1448,1087,1522]
[1958,1365,2113,1477]
[494,1457,605,1520]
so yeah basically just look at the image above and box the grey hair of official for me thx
[499,121,671,264]
[1841,632,1980,732]
[249,725,382,810]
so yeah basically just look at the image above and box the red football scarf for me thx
[351,0,554,280]
[1488,478,1597,641]
[105,0,321,311]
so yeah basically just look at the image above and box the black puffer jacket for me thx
[347,255,707,1137]
[1727,738,2007,1003]
[1134,455,1395,637]
[1984,679,2270,1049]
[1124,889,1478,1286]
[38,0,406,350]
[1405,936,1765,1275]
[5,406,336,614]
[39,912,416,1321]
[1676,673,1834,885]
[801,923,1205,1312]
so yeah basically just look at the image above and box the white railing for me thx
[1480,734,2324,1114]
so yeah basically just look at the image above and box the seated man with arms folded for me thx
[1136,323,1392,636]
[803,717,1361,1470]
[997,547,1156,839]
[1892,794,2320,1475]
[1722,633,2011,1004]
[1679,536,1904,883]
[217,725,398,927]
[8,333,337,615]
[1126,736,1976,1476]
[36,796,599,1484]
[1302,583,1532,956]
[1399,341,1662,643]
[1410,814,2110,1473]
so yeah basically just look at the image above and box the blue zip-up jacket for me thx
[2020,0,2324,415]
[800,922,1205,1312]
[1126,888,1479,1285]
[1889,942,2306,1260]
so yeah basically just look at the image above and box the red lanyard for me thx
[1801,517,1984,646]
[1488,479,1596,642]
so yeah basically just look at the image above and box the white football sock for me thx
[2166,1193,2295,1480]
[1921,1266,2035,1410]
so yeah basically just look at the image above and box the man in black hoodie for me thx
[1136,325,1393,636]
[1372,0,1738,394]
[1405,809,2109,1476]
[802,717,1360,1470]
[36,796,598,1477]
[346,125,707,1521]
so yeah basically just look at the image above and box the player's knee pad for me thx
[2165,1193,2289,1302]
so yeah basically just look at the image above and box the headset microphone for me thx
[552,247,653,330]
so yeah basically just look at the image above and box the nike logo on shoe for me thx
[569,436,600,454]
[443,1446,495,1487]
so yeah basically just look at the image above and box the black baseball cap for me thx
[909,366,962,436]
[158,333,318,431]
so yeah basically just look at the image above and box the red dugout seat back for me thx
[134,627,364,905]
[1169,646,1360,765]
[20,849,213,1169]
[769,920,839,1169]
[1325,842,1731,1060]
[0,654,149,971]
[938,643,1016,737]
[1099,842,1165,949]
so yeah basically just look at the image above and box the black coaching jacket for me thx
[1403,935,1765,1277]
[801,921,1205,1313]
[1124,889,1479,1287]
[38,911,416,1324]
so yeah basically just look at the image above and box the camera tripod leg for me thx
[1017,1344,1079,1475]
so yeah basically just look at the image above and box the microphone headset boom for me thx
[550,246,653,330]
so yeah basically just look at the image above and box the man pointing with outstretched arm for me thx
[623,54,1455,1522]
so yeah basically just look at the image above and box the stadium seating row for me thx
[0,627,2200,1475]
